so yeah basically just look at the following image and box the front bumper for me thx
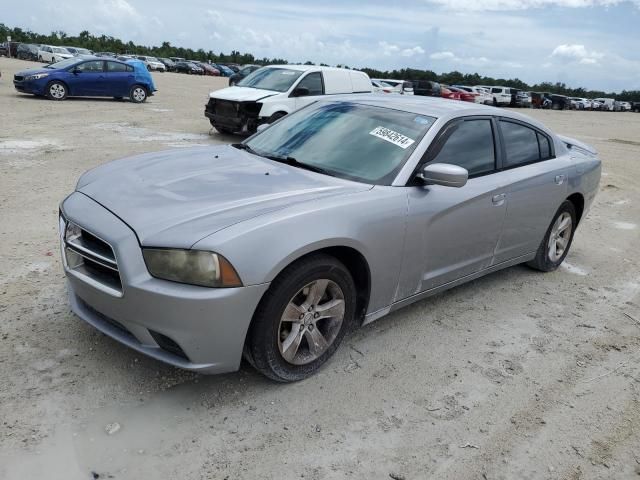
[204,98,264,134]
[60,192,270,374]
[13,78,46,95]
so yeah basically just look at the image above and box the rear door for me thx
[104,61,134,97]
[493,119,570,263]
[398,117,510,298]
[293,71,324,110]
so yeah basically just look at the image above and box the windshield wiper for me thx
[262,154,332,176]
[233,144,332,176]
[232,143,261,156]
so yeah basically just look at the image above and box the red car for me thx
[196,63,221,76]
[440,86,462,101]
[447,86,477,103]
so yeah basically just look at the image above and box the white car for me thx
[486,86,513,106]
[205,65,373,134]
[38,45,73,63]
[619,101,631,112]
[371,80,397,94]
[593,98,615,111]
[136,56,167,72]
[454,85,492,105]
[569,97,592,110]
[372,78,413,95]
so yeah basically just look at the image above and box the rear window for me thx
[500,120,553,167]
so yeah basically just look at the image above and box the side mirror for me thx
[418,163,468,188]
[72,68,81,74]
[292,86,310,97]
[256,123,269,133]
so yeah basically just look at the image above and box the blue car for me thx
[13,57,157,103]
[211,63,235,77]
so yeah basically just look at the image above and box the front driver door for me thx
[293,72,324,110]
[66,60,106,96]
[397,117,509,299]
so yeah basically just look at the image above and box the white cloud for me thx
[551,44,605,65]
[430,51,456,60]
[379,41,400,56]
[429,0,639,11]
[401,46,425,57]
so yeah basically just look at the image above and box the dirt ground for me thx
[1,56,639,480]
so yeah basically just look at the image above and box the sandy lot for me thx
[1,56,639,480]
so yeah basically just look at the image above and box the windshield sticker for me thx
[414,116,431,125]
[369,126,415,149]
[280,71,297,75]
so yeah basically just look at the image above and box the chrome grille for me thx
[60,215,123,297]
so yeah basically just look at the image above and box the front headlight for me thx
[27,73,49,80]
[142,249,242,288]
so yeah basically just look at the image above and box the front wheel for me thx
[129,85,147,103]
[46,81,67,100]
[527,200,577,272]
[245,254,356,382]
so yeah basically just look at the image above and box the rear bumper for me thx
[61,192,270,374]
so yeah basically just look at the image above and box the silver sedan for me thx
[59,96,601,381]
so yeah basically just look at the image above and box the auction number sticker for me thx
[369,126,415,149]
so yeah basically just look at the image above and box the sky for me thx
[3,0,640,91]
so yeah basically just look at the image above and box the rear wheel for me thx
[46,81,67,101]
[129,85,147,103]
[527,200,576,272]
[246,254,356,382]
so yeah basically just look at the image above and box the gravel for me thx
[1,56,639,479]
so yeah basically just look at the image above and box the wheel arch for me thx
[566,192,585,225]
[257,244,372,324]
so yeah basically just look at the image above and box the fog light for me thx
[65,247,84,269]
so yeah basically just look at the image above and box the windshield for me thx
[46,58,82,69]
[53,47,69,54]
[147,57,159,62]
[245,101,436,184]
[237,68,303,92]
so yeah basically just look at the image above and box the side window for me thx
[491,87,500,94]
[126,65,134,72]
[500,121,540,167]
[106,61,127,72]
[296,72,323,96]
[75,61,104,72]
[537,132,551,159]
[431,119,496,176]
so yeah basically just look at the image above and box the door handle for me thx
[555,174,566,185]
[492,193,506,206]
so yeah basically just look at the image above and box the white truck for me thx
[205,65,372,134]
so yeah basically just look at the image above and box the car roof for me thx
[263,64,362,73]
[316,94,553,132]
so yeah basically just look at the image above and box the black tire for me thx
[527,200,577,272]
[493,98,498,107]
[46,81,68,101]
[246,254,357,382]
[129,85,147,103]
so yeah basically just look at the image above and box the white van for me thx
[205,65,372,134]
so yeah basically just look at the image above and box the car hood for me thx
[209,86,279,102]
[16,68,52,76]
[76,145,371,248]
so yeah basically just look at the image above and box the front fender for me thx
[192,186,409,315]
[258,102,292,119]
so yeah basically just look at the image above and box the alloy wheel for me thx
[548,212,573,262]
[132,87,146,102]
[49,83,66,99]
[277,279,345,365]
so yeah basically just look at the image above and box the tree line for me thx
[2,24,638,101]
